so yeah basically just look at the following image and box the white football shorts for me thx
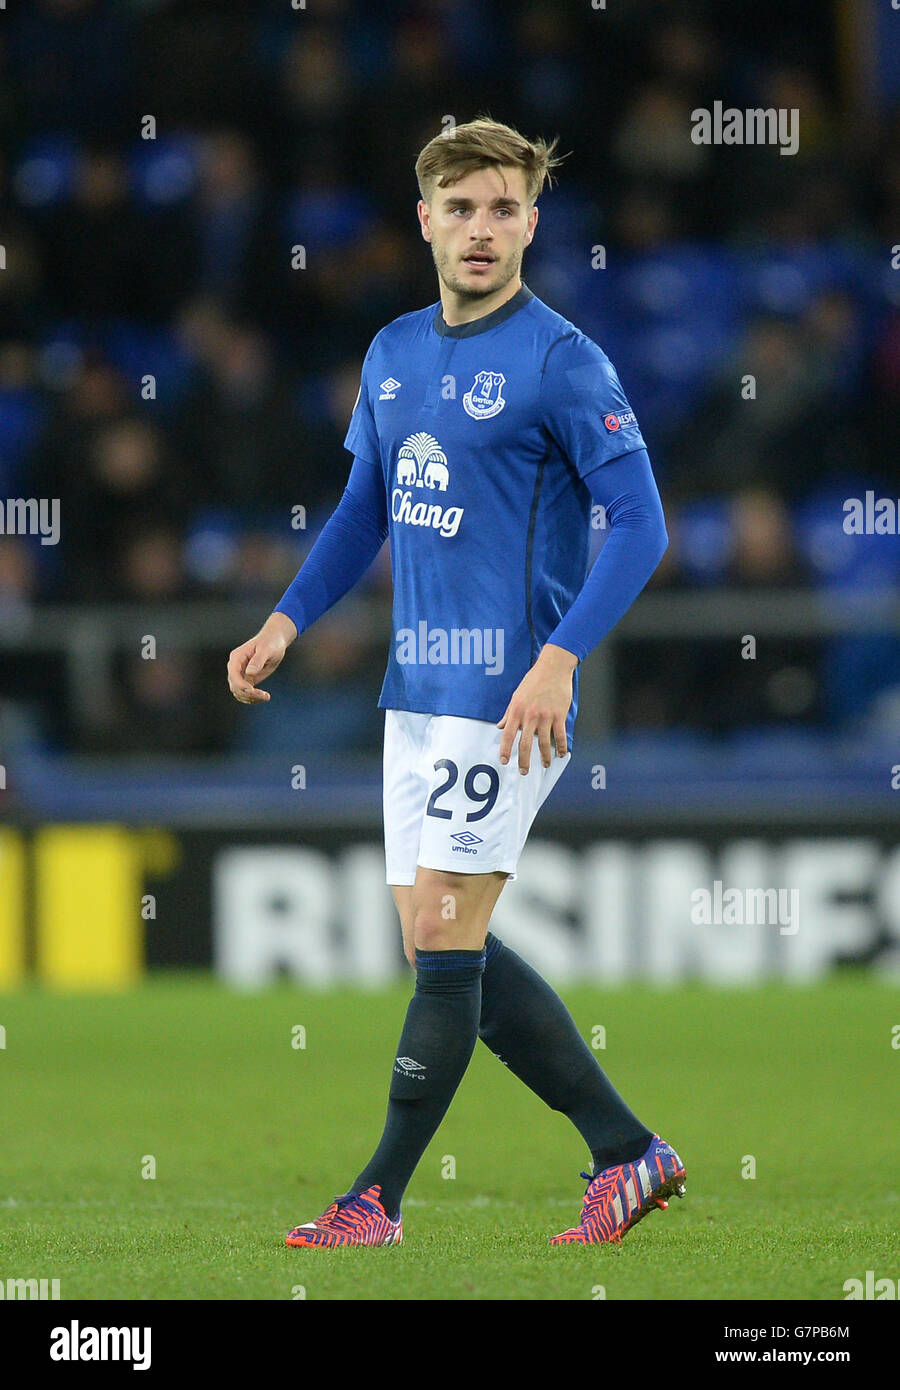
[383,708,571,885]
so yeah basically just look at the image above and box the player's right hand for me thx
[227,613,297,704]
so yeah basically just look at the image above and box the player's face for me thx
[418,165,538,302]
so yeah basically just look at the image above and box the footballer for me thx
[227,119,686,1247]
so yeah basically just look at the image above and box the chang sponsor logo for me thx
[392,431,464,537]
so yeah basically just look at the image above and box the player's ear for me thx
[524,203,538,248]
[417,200,433,243]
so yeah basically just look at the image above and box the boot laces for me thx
[320,1190,383,1233]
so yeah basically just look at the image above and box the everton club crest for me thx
[463,370,507,420]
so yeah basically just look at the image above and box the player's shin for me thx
[478,933,652,1173]
[351,947,485,1220]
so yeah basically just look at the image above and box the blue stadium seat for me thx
[794,487,900,588]
[184,511,244,587]
[608,246,740,330]
[128,136,200,208]
[98,319,193,414]
[675,497,733,584]
[793,490,862,582]
[737,245,863,316]
[0,389,46,493]
[282,187,374,252]
[795,485,900,722]
[573,245,744,430]
[11,135,79,208]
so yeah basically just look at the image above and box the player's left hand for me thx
[497,643,578,774]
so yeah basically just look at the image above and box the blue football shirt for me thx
[343,283,647,744]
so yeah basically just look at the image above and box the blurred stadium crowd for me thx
[0,0,898,757]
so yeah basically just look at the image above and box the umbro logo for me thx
[379,377,401,400]
[394,1056,426,1076]
[451,831,484,856]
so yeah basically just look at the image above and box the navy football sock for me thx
[478,933,653,1174]
[352,947,485,1221]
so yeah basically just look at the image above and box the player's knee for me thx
[410,871,489,951]
[411,909,461,953]
[411,876,459,945]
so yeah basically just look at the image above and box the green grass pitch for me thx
[1,972,896,1300]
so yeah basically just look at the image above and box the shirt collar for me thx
[433,283,534,339]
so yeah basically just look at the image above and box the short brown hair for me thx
[415,117,563,206]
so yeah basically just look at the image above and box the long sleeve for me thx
[547,447,667,661]
[274,455,388,636]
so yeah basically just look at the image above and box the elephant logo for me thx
[396,455,417,486]
[396,432,451,490]
[463,370,506,419]
[424,458,449,491]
